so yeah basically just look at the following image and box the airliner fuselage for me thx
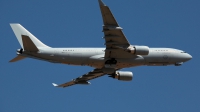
[20,47,192,69]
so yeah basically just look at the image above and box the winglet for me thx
[52,83,59,87]
[98,0,106,6]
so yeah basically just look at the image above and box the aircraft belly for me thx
[116,56,145,68]
[37,49,61,62]
[88,54,105,68]
[61,52,103,67]
[87,55,145,69]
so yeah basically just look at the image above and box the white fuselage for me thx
[20,47,192,69]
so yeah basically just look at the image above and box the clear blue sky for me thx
[1,0,199,112]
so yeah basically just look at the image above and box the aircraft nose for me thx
[187,54,192,60]
[185,53,192,61]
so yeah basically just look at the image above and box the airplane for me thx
[9,0,192,88]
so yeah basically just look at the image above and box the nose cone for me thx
[184,53,192,61]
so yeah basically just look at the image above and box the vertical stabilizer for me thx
[10,24,50,49]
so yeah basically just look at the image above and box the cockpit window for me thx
[181,51,187,53]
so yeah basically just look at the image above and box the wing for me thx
[52,69,105,88]
[98,0,132,58]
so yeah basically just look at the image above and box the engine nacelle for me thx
[128,45,149,55]
[110,71,133,81]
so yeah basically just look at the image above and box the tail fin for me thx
[10,23,50,62]
[10,23,50,49]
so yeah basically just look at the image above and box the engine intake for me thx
[109,71,133,81]
[128,45,149,55]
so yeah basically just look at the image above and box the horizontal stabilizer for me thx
[9,55,26,62]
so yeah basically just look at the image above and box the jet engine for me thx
[127,45,149,55]
[109,71,133,81]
